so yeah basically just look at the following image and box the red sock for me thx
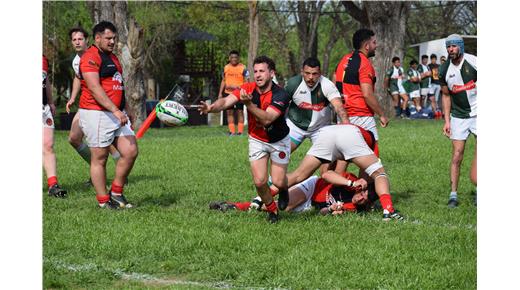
[233,202,251,211]
[265,201,278,214]
[379,194,395,213]
[47,176,58,188]
[111,182,124,196]
[96,194,110,204]
[237,122,244,134]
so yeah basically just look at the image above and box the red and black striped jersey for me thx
[231,81,290,143]
[42,55,49,105]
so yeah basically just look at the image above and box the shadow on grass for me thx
[65,174,161,190]
[137,192,178,207]
[392,190,413,202]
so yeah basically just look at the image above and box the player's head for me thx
[253,55,276,89]
[69,27,88,53]
[430,53,437,64]
[421,55,429,65]
[409,59,418,69]
[92,21,117,53]
[440,55,447,64]
[353,28,376,57]
[229,50,240,65]
[301,57,321,88]
[445,34,464,60]
[392,56,401,67]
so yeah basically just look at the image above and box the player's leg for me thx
[270,160,289,211]
[90,146,110,205]
[449,140,466,205]
[108,144,121,162]
[226,108,236,135]
[68,112,91,165]
[42,126,57,182]
[110,126,139,208]
[287,155,322,187]
[236,108,244,135]
[250,156,278,222]
[470,141,477,185]
[400,93,409,117]
[391,93,401,117]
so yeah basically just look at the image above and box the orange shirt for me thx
[335,51,376,117]
[79,46,124,111]
[223,63,248,94]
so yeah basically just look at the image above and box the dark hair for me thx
[69,27,88,40]
[392,56,400,63]
[430,53,437,59]
[229,50,239,56]
[92,21,117,37]
[302,57,321,68]
[421,54,429,60]
[410,59,418,66]
[352,28,375,50]
[253,55,276,71]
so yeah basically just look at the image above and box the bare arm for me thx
[330,98,349,124]
[361,83,388,127]
[441,86,452,137]
[240,89,280,127]
[83,71,127,125]
[66,76,82,113]
[198,94,238,114]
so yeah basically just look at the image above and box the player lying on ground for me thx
[210,172,380,215]
[286,124,404,221]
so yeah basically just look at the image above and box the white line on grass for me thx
[46,259,288,289]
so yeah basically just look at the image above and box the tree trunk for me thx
[296,0,324,66]
[364,1,410,118]
[247,0,259,81]
[87,1,146,128]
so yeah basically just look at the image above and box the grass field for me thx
[43,119,476,289]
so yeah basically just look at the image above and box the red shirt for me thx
[231,81,290,143]
[79,45,124,111]
[42,55,49,105]
[335,51,376,117]
[311,172,360,212]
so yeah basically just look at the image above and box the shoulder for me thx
[286,75,303,89]
[464,54,477,68]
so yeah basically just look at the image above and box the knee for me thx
[253,176,268,189]
[68,135,81,148]
[126,145,139,160]
[271,175,286,189]
[42,140,54,154]
[452,150,464,164]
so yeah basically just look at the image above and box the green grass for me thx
[43,119,476,289]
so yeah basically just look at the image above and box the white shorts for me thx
[450,116,477,140]
[78,109,134,148]
[287,118,321,146]
[248,135,291,164]
[410,90,420,99]
[291,176,319,213]
[42,105,54,129]
[397,80,407,94]
[429,84,441,101]
[349,116,379,141]
[420,88,429,96]
[307,125,374,162]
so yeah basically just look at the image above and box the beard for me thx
[368,50,376,58]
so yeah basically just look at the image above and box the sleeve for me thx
[42,55,48,73]
[342,202,357,212]
[407,68,414,78]
[321,77,341,101]
[438,63,449,87]
[269,87,290,114]
[358,59,374,84]
[335,57,346,93]
[385,68,392,78]
[284,75,301,98]
[417,65,424,74]
[80,51,101,73]
[465,54,477,71]
[231,82,254,101]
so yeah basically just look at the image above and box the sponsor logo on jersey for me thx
[273,101,285,107]
[451,80,476,94]
[88,60,99,67]
[299,90,307,94]
[448,73,456,78]
[112,72,123,83]
[298,102,326,111]
[112,85,124,91]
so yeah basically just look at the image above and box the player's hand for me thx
[126,111,136,129]
[49,103,56,116]
[239,89,252,105]
[198,101,212,115]
[443,122,451,138]
[65,97,75,114]
[379,115,389,127]
[352,178,368,191]
[114,110,128,126]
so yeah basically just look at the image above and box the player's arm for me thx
[46,77,55,116]
[321,170,365,189]
[198,94,238,114]
[441,85,452,137]
[330,98,349,124]
[361,82,388,127]
[66,75,81,113]
[240,88,284,127]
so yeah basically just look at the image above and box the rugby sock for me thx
[47,176,58,188]
[237,122,244,134]
[265,201,278,214]
[379,194,395,213]
[76,143,91,164]
[233,202,251,211]
[450,191,458,200]
[111,151,121,162]
[96,194,110,205]
[110,182,124,196]
[228,123,236,134]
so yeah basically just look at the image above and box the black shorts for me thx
[223,93,244,110]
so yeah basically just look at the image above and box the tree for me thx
[342,1,411,118]
[86,1,147,128]
[294,0,325,66]
[247,0,259,81]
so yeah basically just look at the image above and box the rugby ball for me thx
[156,100,188,126]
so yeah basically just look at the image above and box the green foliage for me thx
[44,120,476,289]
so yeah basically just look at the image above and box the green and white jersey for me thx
[405,67,421,92]
[439,53,477,118]
[286,75,341,132]
[417,63,431,88]
[385,66,404,88]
